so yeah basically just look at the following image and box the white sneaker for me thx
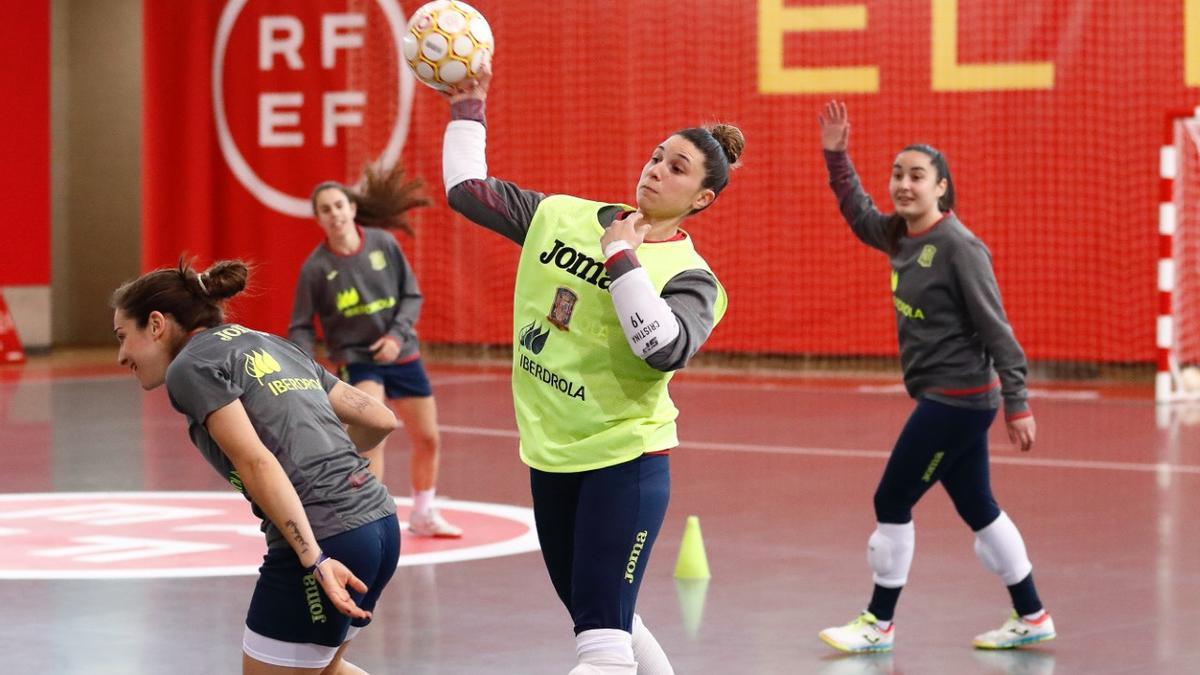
[973,611,1056,649]
[819,612,895,653]
[407,509,463,538]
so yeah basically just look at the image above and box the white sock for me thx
[874,619,892,631]
[570,629,636,674]
[1021,609,1047,622]
[631,615,673,675]
[412,488,435,515]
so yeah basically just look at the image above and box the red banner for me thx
[0,0,50,286]
[144,1,1200,363]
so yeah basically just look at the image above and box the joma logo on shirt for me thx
[215,324,254,342]
[539,239,613,290]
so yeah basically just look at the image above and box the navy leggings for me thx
[530,453,670,634]
[874,398,1001,531]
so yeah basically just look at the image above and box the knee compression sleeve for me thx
[973,511,1033,585]
[867,522,915,588]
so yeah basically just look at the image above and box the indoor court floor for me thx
[1,350,1197,674]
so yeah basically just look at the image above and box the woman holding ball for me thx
[436,60,742,675]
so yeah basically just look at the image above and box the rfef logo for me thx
[212,0,415,217]
[0,492,537,579]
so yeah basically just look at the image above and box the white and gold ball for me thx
[402,1,494,91]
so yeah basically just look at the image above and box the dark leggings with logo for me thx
[868,398,1047,621]
[530,453,670,635]
[874,397,1000,529]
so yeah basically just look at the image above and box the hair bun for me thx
[707,123,745,165]
[198,260,250,301]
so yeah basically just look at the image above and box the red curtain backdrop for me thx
[0,0,50,286]
[144,1,1199,363]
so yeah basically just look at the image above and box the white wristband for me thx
[608,268,680,359]
[443,120,488,193]
[603,240,634,258]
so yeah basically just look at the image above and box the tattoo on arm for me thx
[284,519,311,555]
[341,387,371,412]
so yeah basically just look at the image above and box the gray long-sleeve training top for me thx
[288,227,424,366]
[825,149,1030,419]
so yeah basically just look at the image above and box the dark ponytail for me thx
[111,257,250,331]
[310,164,430,236]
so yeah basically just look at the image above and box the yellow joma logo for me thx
[336,287,360,312]
[244,349,281,385]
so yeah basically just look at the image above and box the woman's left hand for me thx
[1006,415,1036,452]
[314,557,372,620]
[601,210,652,254]
[369,336,401,363]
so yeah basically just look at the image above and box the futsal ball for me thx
[402,1,494,92]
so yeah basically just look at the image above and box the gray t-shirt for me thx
[289,227,423,365]
[166,324,395,549]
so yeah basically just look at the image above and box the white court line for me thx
[438,424,1200,476]
[854,383,1101,400]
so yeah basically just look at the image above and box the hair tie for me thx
[195,272,208,295]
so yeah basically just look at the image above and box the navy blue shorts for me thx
[530,453,671,634]
[342,358,433,399]
[245,514,401,648]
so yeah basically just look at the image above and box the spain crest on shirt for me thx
[547,287,578,331]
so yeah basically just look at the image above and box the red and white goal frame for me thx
[1158,107,1200,402]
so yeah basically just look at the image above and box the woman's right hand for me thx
[818,100,850,152]
[446,53,492,104]
[314,556,372,620]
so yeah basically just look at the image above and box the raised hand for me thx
[818,100,850,152]
[446,53,492,104]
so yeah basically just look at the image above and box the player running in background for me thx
[290,167,463,538]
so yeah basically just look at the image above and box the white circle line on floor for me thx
[0,493,539,579]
